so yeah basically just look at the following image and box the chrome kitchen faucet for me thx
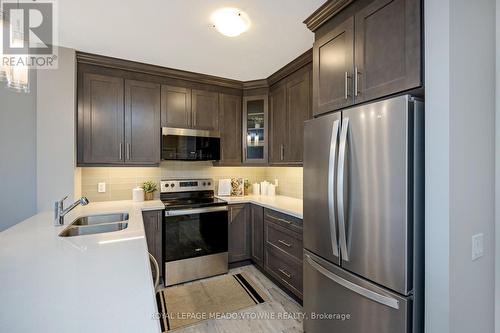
[54,196,89,225]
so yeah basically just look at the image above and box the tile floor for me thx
[164,265,304,333]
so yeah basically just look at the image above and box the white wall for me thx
[36,47,79,212]
[0,71,37,231]
[424,0,450,330]
[426,0,496,332]
[495,0,500,331]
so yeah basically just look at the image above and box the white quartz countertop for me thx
[0,200,164,333]
[216,195,303,219]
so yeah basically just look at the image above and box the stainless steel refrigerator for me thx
[303,94,424,333]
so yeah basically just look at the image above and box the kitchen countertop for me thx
[0,200,164,333]
[216,195,303,219]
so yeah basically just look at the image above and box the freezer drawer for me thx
[303,250,410,333]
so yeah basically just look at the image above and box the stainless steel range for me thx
[160,179,228,286]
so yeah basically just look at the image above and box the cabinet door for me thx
[312,16,354,116]
[250,205,264,267]
[124,80,161,165]
[269,84,287,164]
[243,95,268,164]
[80,73,124,165]
[161,85,191,128]
[228,204,251,263]
[142,210,163,278]
[286,67,311,163]
[219,93,242,165]
[354,0,421,103]
[192,89,219,131]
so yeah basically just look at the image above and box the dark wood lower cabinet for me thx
[250,205,264,267]
[228,204,251,263]
[229,204,303,299]
[142,210,163,278]
[264,211,303,299]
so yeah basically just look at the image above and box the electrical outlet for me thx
[472,233,484,261]
[98,182,106,193]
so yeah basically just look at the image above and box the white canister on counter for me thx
[260,181,269,195]
[267,184,276,196]
[252,183,260,196]
[132,187,145,202]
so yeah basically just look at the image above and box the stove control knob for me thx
[170,183,175,188]
[207,182,211,186]
[203,182,206,186]
[165,183,169,188]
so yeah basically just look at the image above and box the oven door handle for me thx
[165,206,228,217]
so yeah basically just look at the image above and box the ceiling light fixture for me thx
[211,8,250,37]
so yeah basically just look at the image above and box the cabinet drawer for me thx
[266,221,302,261]
[264,208,302,233]
[265,246,302,298]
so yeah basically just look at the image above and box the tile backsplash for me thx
[80,162,303,202]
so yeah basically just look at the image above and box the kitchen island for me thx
[0,200,164,333]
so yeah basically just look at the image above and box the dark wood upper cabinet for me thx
[313,16,354,116]
[161,86,191,128]
[250,205,264,267]
[79,73,124,165]
[124,80,161,165]
[228,204,251,263]
[219,93,242,165]
[192,89,219,131]
[309,0,421,114]
[286,68,311,163]
[269,65,312,165]
[354,0,421,103]
[269,83,287,164]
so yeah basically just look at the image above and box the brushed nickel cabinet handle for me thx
[344,71,348,100]
[278,239,292,247]
[266,214,291,224]
[280,144,284,161]
[119,143,123,160]
[126,143,131,160]
[355,67,361,97]
[278,268,292,279]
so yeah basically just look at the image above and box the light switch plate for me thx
[98,182,106,193]
[472,233,484,261]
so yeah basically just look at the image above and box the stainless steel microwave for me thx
[161,127,221,161]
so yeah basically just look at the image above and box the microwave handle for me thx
[165,206,228,217]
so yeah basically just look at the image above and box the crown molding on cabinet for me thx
[267,49,312,86]
[76,52,243,90]
[76,47,312,92]
[242,79,269,90]
[303,0,354,32]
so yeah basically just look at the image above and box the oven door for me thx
[161,127,221,161]
[164,205,228,285]
[165,205,228,261]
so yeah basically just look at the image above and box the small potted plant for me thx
[244,179,251,196]
[142,181,158,201]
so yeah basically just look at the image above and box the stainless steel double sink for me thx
[59,213,129,237]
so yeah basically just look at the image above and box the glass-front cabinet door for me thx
[243,95,268,164]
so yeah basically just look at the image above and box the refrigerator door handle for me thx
[305,254,400,310]
[328,120,340,257]
[337,118,349,261]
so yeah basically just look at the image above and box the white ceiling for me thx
[58,0,325,81]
